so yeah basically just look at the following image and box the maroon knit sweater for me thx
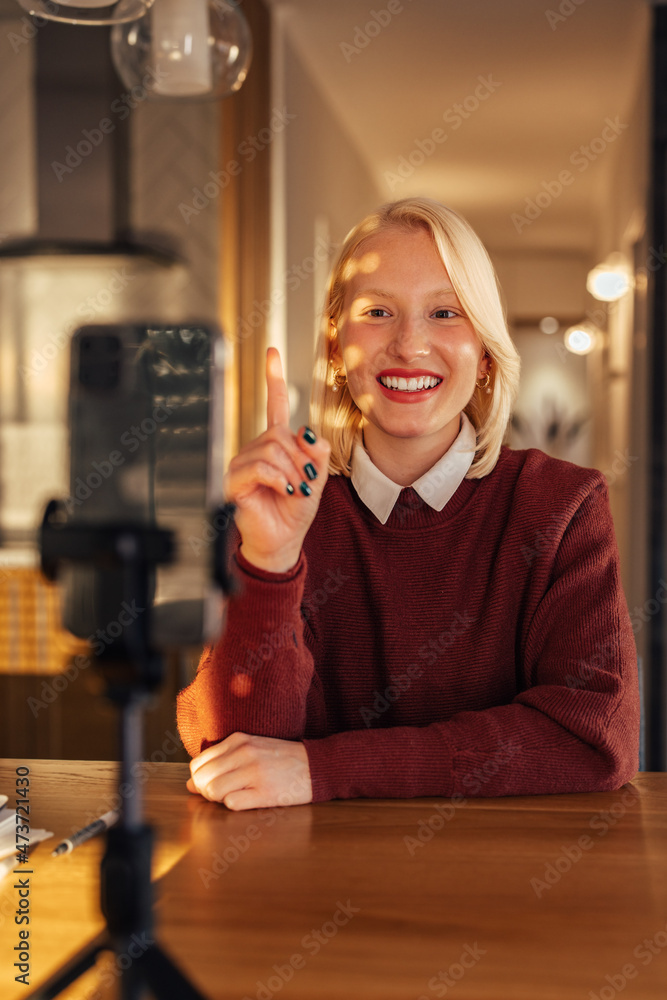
[177,446,640,801]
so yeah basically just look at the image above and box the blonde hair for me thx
[309,197,520,479]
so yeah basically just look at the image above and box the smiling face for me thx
[332,224,489,481]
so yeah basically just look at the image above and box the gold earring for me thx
[331,366,347,392]
[476,371,491,393]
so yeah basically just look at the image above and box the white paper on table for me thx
[0,802,53,875]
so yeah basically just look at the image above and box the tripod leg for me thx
[137,943,210,1000]
[25,932,108,1000]
[102,825,154,941]
[120,960,145,1000]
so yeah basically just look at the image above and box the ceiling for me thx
[268,0,651,255]
[0,0,651,257]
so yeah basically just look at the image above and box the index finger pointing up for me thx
[266,347,290,428]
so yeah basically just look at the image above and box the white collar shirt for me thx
[350,412,477,524]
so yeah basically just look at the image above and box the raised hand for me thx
[223,347,330,573]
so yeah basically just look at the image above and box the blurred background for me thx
[0,0,662,766]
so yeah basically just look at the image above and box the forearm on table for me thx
[303,690,640,803]
[176,549,317,755]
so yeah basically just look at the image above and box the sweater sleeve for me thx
[302,481,640,801]
[176,548,323,757]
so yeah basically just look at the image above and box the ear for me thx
[478,351,491,379]
[329,322,344,368]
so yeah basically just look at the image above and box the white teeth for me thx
[379,375,441,392]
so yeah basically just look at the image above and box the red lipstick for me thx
[378,368,442,378]
[376,370,443,403]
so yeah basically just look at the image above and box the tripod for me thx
[32,501,234,999]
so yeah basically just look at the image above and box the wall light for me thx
[539,316,559,335]
[17,0,154,26]
[111,0,252,101]
[564,322,599,356]
[586,253,633,302]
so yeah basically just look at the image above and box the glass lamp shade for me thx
[564,322,599,356]
[538,316,559,336]
[586,253,634,302]
[17,1,155,26]
[110,0,252,101]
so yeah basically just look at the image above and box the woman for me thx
[178,197,639,810]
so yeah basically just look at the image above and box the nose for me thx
[388,314,431,362]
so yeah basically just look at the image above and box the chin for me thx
[378,420,433,439]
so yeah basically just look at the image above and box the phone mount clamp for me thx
[31,498,235,999]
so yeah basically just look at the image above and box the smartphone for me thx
[60,323,225,648]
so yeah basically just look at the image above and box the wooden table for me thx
[1,761,666,999]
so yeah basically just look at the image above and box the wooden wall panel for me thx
[220,0,272,454]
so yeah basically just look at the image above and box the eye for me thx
[365,307,391,318]
[432,308,458,319]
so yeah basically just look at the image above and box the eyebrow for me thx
[351,287,459,299]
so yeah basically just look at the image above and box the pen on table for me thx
[51,810,119,857]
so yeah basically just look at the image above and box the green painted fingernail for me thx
[304,462,317,481]
[303,427,317,444]
[286,483,295,495]
[300,481,312,497]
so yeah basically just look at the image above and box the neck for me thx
[363,416,462,486]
